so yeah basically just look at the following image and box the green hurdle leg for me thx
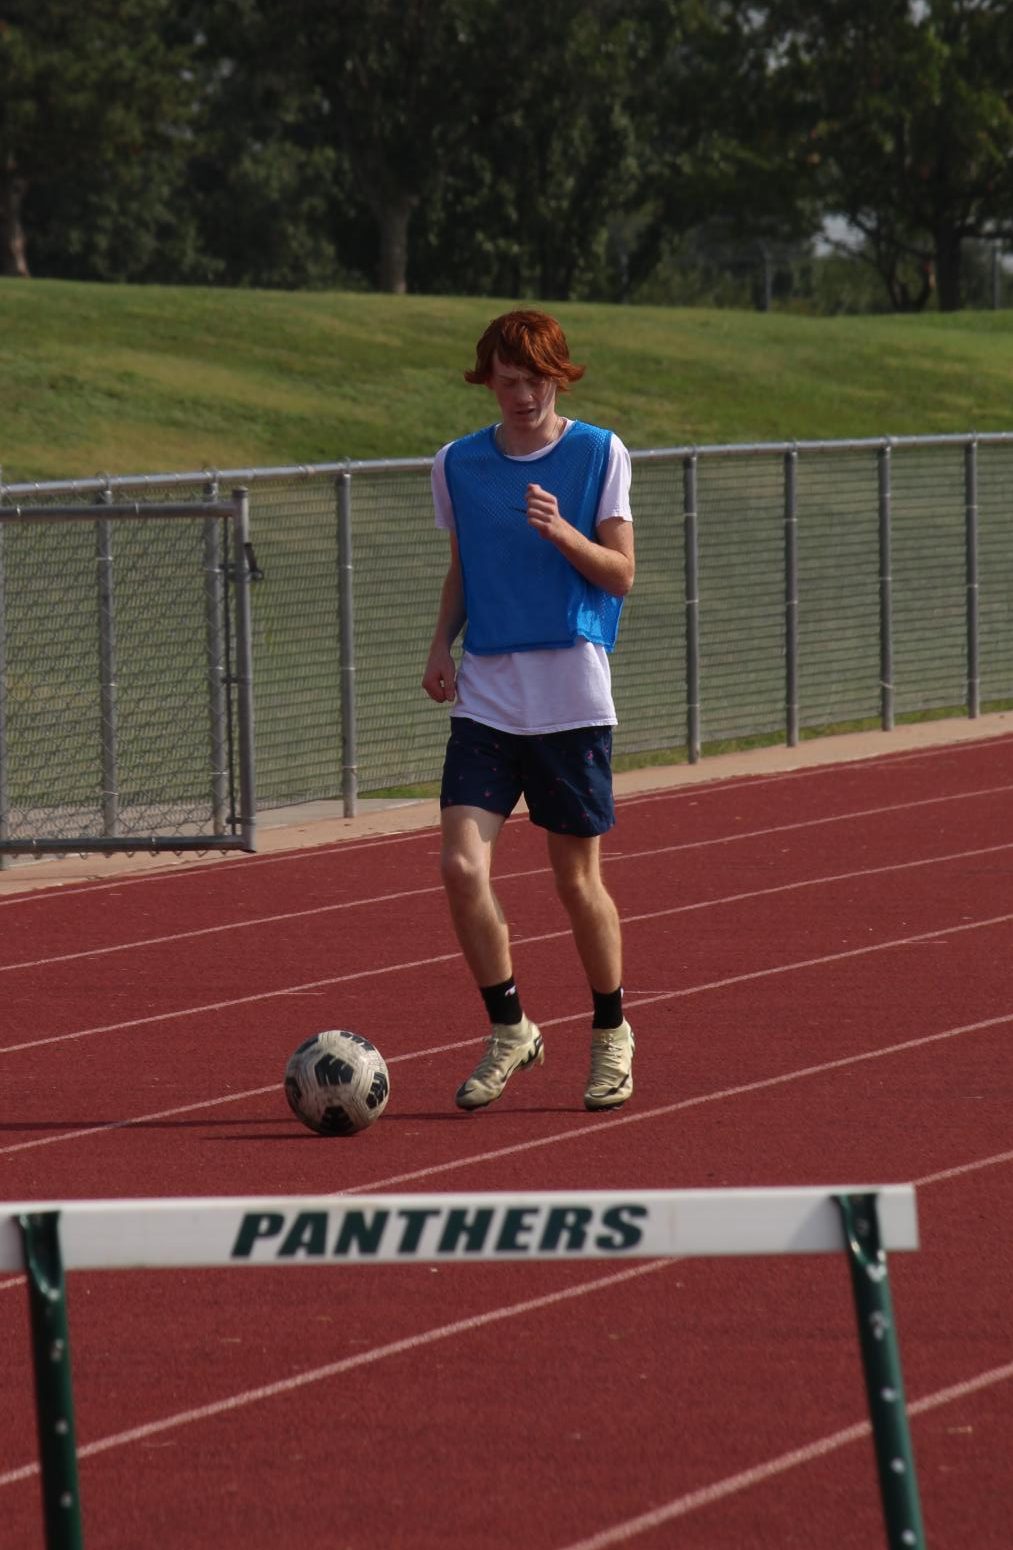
[836,1193,926,1550]
[18,1211,84,1550]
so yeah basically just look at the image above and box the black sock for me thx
[592,987,623,1029]
[480,977,523,1026]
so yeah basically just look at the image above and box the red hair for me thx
[465,310,585,391]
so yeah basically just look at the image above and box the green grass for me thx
[1,280,1011,483]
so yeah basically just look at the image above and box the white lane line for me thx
[347,1012,1013,1194]
[0,1258,671,1486]
[5,1137,1013,1300]
[4,785,1013,971]
[0,880,499,973]
[5,899,1013,1065]
[1,1193,1010,1520]
[0,1032,473,1160]
[915,1147,1013,1188]
[625,736,1013,812]
[2,992,1011,1204]
[11,1081,1013,1298]
[0,825,439,908]
[553,1359,1013,1550]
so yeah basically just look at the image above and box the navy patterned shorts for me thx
[440,717,615,837]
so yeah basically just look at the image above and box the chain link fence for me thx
[2,433,1011,844]
[0,494,255,859]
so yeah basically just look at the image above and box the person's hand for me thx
[525,482,570,542]
[422,646,457,703]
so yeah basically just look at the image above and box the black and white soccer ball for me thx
[284,1029,390,1136]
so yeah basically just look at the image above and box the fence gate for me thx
[0,490,256,863]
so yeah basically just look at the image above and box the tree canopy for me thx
[3,0,1011,309]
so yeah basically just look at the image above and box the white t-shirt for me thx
[432,421,633,735]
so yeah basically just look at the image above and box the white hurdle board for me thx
[8,1185,926,1550]
[0,1185,919,1271]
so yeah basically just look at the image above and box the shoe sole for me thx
[584,1080,632,1112]
[455,1035,544,1111]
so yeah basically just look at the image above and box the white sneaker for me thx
[584,1021,635,1111]
[455,1015,544,1110]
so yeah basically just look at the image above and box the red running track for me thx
[1,735,1012,1548]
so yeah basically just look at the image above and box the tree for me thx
[177,0,365,290]
[0,0,201,279]
[450,0,645,301]
[415,0,788,304]
[299,0,486,294]
[752,0,1013,311]
[191,0,490,295]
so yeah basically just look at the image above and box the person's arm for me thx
[422,533,466,702]
[524,486,635,597]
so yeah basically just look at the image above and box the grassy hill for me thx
[1,279,1011,483]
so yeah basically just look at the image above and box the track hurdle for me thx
[2,1186,925,1549]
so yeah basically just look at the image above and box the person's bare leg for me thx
[546,832,622,992]
[547,830,634,1111]
[441,805,543,1109]
[439,804,511,984]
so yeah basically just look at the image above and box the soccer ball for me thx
[284,1029,390,1136]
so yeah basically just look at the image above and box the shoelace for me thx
[473,1036,517,1079]
[589,1036,629,1080]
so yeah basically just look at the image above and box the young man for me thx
[422,309,635,1113]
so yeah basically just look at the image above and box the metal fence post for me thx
[683,453,701,764]
[878,444,895,732]
[836,1193,926,1549]
[203,480,229,836]
[964,440,980,720]
[784,448,800,747]
[231,489,257,853]
[0,517,8,872]
[95,489,119,838]
[18,1211,84,1550]
[337,466,358,815]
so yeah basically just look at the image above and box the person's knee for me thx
[440,844,486,904]
[553,861,600,916]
